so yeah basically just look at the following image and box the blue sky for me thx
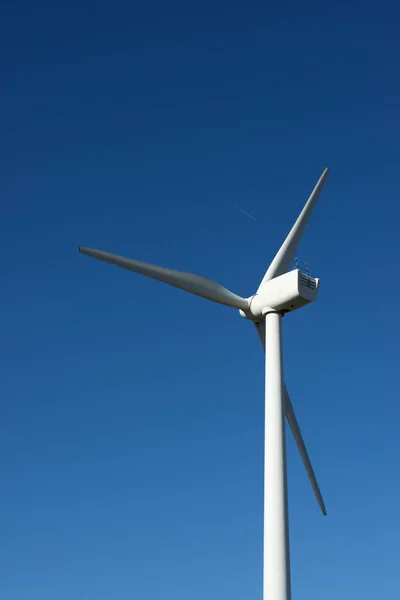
[1,1,399,598]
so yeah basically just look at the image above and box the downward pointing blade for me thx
[78,247,249,310]
[255,320,327,515]
[284,386,327,516]
[258,168,328,291]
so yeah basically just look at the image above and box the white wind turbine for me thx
[79,168,328,600]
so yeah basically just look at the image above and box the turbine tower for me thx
[78,168,328,600]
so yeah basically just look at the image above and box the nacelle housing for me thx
[241,269,320,320]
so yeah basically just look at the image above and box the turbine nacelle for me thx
[241,269,320,321]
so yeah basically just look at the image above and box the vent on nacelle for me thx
[300,274,317,290]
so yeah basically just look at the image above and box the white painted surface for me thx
[254,320,327,516]
[243,269,319,320]
[78,246,249,309]
[258,168,328,290]
[264,312,291,600]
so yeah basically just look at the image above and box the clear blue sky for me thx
[1,1,399,598]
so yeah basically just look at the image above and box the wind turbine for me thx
[78,168,328,600]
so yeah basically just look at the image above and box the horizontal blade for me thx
[78,247,249,310]
[255,320,327,515]
[257,168,328,292]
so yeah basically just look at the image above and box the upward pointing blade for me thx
[78,247,249,310]
[255,320,327,515]
[257,168,328,292]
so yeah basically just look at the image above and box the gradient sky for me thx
[1,1,399,598]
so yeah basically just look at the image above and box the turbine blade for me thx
[254,321,327,515]
[78,247,249,310]
[284,386,327,516]
[257,168,328,291]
